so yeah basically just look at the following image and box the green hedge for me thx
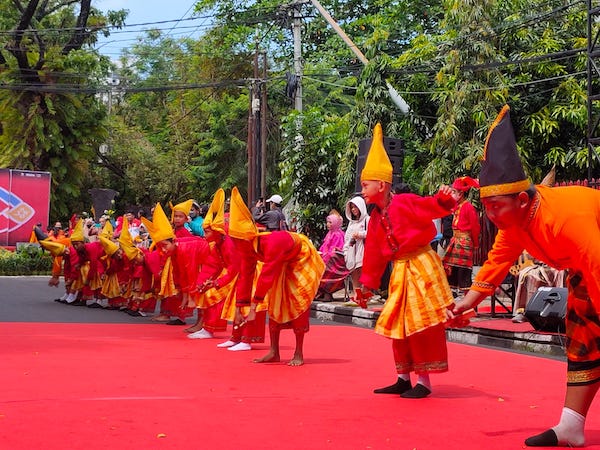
[0,245,53,276]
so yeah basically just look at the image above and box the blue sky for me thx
[95,0,208,59]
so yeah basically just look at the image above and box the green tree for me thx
[0,0,126,220]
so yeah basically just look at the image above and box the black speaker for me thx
[525,287,568,332]
[355,137,404,193]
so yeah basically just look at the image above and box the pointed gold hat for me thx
[69,219,85,242]
[360,123,393,184]
[228,187,258,240]
[170,199,194,222]
[203,189,226,235]
[39,239,66,257]
[99,235,119,256]
[118,216,141,260]
[141,203,175,243]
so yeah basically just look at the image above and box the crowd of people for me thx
[30,106,600,446]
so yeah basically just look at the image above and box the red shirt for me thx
[361,192,454,290]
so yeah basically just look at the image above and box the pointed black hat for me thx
[479,105,531,198]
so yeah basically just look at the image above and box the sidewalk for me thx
[310,291,567,359]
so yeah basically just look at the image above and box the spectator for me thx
[316,211,348,302]
[443,176,481,297]
[343,196,369,304]
[254,194,288,231]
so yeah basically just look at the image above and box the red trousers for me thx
[231,310,267,343]
[202,301,227,333]
[392,323,448,375]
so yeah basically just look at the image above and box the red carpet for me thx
[2,323,600,449]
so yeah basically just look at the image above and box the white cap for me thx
[266,194,283,204]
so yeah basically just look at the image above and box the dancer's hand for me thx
[446,308,475,328]
[245,308,256,323]
[234,307,244,325]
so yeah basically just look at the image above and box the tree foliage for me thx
[0,0,126,219]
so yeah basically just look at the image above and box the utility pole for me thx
[308,0,410,114]
[260,52,268,199]
[291,3,303,113]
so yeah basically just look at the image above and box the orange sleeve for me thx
[472,229,523,294]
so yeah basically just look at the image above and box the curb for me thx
[310,301,566,359]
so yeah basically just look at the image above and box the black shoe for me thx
[166,319,186,325]
[524,429,558,447]
[400,383,431,399]
[70,300,87,306]
[88,302,103,308]
[374,378,412,394]
[127,310,143,317]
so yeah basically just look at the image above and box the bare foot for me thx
[288,354,304,366]
[253,351,280,363]
[151,314,170,322]
[184,324,202,333]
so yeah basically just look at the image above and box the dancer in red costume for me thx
[228,187,325,366]
[184,189,232,340]
[142,203,204,325]
[360,123,455,398]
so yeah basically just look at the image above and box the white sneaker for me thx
[512,312,527,323]
[187,329,214,340]
[227,342,252,351]
[216,340,237,348]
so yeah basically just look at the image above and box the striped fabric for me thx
[566,275,600,386]
[265,233,325,324]
[443,234,474,268]
[101,273,121,299]
[70,261,90,292]
[193,270,236,309]
[159,256,178,298]
[375,248,454,339]
[221,261,269,320]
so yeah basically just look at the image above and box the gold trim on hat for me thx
[483,104,510,161]
[480,179,532,198]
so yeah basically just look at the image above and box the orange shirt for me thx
[473,185,600,308]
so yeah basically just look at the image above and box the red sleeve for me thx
[214,237,240,287]
[173,239,209,293]
[196,242,223,285]
[234,240,258,306]
[253,233,296,300]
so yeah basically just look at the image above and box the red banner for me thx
[0,169,51,246]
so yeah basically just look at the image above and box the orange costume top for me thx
[473,185,600,308]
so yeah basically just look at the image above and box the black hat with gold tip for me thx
[479,105,532,198]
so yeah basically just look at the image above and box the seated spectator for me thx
[512,251,567,323]
[316,211,348,301]
[343,196,369,304]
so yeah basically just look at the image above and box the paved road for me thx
[1,276,170,324]
[0,276,341,326]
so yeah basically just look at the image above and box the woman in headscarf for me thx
[316,211,348,301]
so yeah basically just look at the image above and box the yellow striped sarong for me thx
[221,262,268,320]
[375,247,453,339]
[159,256,178,299]
[266,233,325,324]
[194,270,236,309]
[70,261,89,292]
[101,273,121,298]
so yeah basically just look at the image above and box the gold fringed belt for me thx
[453,231,470,238]
[394,245,432,262]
